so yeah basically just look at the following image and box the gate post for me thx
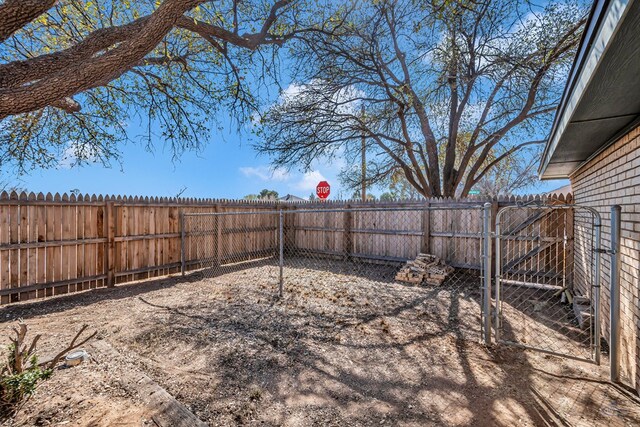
[593,211,602,365]
[482,203,492,345]
[494,208,503,343]
[610,205,622,382]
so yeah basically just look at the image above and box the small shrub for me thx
[0,352,52,415]
[0,321,95,418]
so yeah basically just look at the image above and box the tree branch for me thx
[0,0,57,43]
[0,16,151,89]
[383,6,441,195]
[51,97,81,113]
[40,325,97,370]
[462,139,544,195]
[0,0,204,119]
[176,0,294,51]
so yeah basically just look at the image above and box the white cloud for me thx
[58,142,103,169]
[276,80,365,116]
[280,82,305,102]
[239,165,333,198]
[293,170,327,192]
[239,165,328,190]
[239,165,290,182]
[512,11,540,34]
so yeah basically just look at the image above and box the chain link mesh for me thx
[495,205,601,362]
[183,206,487,340]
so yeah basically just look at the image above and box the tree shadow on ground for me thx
[128,269,576,426]
[0,258,275,322]
[2,259,638,426]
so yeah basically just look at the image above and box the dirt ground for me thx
[1,260,639,426]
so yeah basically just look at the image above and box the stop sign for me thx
[316,181,330,199]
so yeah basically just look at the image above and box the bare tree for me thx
[0,176,25,193]
[257,0,586,197]
[475,149,540,197]
[0,0,345,172]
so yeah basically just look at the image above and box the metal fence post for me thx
[279,210,284,298]
[180,211,185,276]
[610,205,622,382]
[593,212,602,365]
[483,203,492,345]
[343,205,352,261]
[494,209,502,343]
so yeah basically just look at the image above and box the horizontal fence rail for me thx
[0,191,573,304]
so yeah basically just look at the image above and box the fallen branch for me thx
[40,324,97,370]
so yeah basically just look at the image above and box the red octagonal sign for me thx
[316,181,330,199]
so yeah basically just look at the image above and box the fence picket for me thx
[0,204,9,304]
[0,195,571,303]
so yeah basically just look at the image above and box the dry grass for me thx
[1,260,639,426]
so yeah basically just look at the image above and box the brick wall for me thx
[571,124,640,392]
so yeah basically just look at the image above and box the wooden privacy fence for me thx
[0,192,281,304]
[181,204,489,273]
[0,191,573,304]
[281,206,486,266]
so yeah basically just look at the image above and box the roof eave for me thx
[538,0,634,179]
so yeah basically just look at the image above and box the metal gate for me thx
[494,204,602,363]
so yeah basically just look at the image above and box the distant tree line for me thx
[244,189,279,200]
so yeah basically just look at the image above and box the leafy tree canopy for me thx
[244,188,279,199]
[0,0,345,173]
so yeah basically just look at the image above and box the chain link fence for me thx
[182,205,488,340]
[495,205,602,362]
[181,202,606,360]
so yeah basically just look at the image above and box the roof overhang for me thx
[539,0,640,179]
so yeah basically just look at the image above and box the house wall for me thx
[571,124,640,392]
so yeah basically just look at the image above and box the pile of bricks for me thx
[395,253,454,285]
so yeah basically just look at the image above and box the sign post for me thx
[316,181,330,200]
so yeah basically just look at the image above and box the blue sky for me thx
[6,69,570,200]
[12,118,568,200]
[10,79,569,200]
[11,114,352,200]
[2,0,573,200]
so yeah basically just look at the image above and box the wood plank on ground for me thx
[90,339,207,427]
